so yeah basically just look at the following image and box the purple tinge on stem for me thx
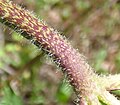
[0,0,94,96]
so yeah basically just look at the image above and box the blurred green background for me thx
[0,0,120,105]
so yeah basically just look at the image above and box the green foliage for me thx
[94,49,107,74]
[111,90,120,97]
[76,0,90,11]
[56,82,72,104]
[115,52,120,73]
[0,85,23,105]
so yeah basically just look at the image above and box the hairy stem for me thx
[0,0,120,104]
[0,0,95,97]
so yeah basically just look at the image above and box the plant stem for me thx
[0,0,120,104]
[0,0,95,96]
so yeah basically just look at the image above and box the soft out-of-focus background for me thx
[0,0,120,105]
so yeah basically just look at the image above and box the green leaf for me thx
[56,82,72,103]
[0,86,23,105]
